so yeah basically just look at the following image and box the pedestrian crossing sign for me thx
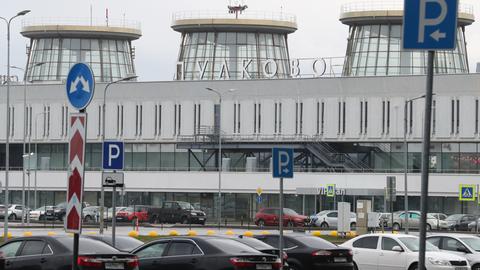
[326,184,336,197]
[459,185,476,201]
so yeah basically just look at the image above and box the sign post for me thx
[403,1,458,269]
[102,141,124,248]
[272,148,294,270]
[65,62,95,270]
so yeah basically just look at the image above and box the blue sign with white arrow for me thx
[272,148,294,179]
[66,63,95,110]
[403,0,458,50]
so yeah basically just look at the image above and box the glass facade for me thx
[26,38,136,82]
[343,25,469,76]
[177,32,290,80]
[2,142,480,174]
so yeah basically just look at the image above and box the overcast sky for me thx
[1,0,479,81]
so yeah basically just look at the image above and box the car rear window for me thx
[236,237,275,250]
[57,238,121,254]
[295,236,337,249]
[96,236,143,251]
[206,238,261,254]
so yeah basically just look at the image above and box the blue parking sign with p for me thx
[103,141,124,170]
[403,0,458,50]
[272,148,294,179]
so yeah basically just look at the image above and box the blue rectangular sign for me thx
[403,0,458,50]
[272,148,294,179]
[103,141,124,170]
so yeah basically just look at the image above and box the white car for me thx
[311,210,356,229]
[427,234,480,270]
[341,233,469,270]
[29,206,55,221]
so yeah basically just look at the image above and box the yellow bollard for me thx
[128,231,139,237]
[47,232,57,236]
[169,230,179,236]
[23,231,33,237]
[243,231,254,237]
[225,230,235,236]
[311,231,322,237]
[187,230,198,237]
[329,231,338,237]
[148,231,159,237]
[1,232,12,239]
[206,230,216,236]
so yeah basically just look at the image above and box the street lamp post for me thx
[99,75,137,235]
[403,94,432,234]
[1,9,31,242]
[11,62,45,226]
[205,87,235,229]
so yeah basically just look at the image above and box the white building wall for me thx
[345,97,360,139]
[459,96,475,139]
[324,97,339,139]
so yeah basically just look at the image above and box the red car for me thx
[255,208,309,227]
[116,206,149,222]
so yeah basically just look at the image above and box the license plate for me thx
[334,257,347,263]
[199,218,205,221]
[105,262,125,270]
[256,264,272,270]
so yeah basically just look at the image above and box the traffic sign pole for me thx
[279,177,284,270]
[419,50,435,270]
[112,185,117,248]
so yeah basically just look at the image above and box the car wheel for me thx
[350,222,357,229]
[353,262,359,270]
[472,264,480,270]
[289,262,303,270]
[320,222,329,229]
[39,215,45,221]
[181,217,189,224]
[408,263,418,270]
[426,224,432,231]
[393,223,401,231]
[287,221,295,228]
[84,215,92,223]
[8,214,16,221]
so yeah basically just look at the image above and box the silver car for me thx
[389,211,446,230]
[428,234,480,270]
[83,206,100,222]
[311,210,356,229]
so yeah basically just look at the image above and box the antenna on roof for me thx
[228,0,248,19]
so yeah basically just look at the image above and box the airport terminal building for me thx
[0,2,479,221]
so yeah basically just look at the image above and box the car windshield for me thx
[398,237,438,252]
[460,238,480,252]
[124,207,133,212]
[178,202,194,210]
[316,210,329,216]
[446,214,463,221]
[284,209,299,216]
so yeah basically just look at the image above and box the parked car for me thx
[429,213,450,230]
[255,208,309,227]
[150,201,207,225]
[232,236,289,269]
[388,211,446,230]
[104,207,127,221]
[29,206,56,221]
[427,234,480,270]
[446,214,477,231]
[0,236,139,270]
[254,233,353,270]
[341,233,469,270]
[0,205,28,220]
[84,235,144,252]
[468,218,480,232]
[430,213,448,221]
[310,210,357,229]
[132,236,281,270]
[82,206,100,223]
[116,205,150,222]
[53,202,90,221]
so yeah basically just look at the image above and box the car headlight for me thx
[191,213,197,216]
[427,257,451,266]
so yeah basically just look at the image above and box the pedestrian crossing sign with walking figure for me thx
[459,185,476,201]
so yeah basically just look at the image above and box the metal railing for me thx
[172,10,297,24]
[341,1,474,15]
[21,17,142,30]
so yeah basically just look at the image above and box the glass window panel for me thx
[71,39,81,50]
[109,40,117,51]
[226,33,236,44]
[81,39,91,50]
[91,40,99,50]
[198,32,207,44]
[390,26,401,38]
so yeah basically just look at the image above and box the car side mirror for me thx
[392,246,403,252]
